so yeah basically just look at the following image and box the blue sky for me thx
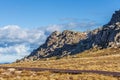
[0,0,120,28]
[0,0,120,63]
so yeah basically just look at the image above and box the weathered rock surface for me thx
[108,10,120,25]
[20,10,120,61]
[25,30,87,60]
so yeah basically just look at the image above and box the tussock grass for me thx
[0,48,120,80]
[0,69,119,80]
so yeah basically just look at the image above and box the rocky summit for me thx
[20,10,120,61]
[108,10,120,25]
[24,30,87,61]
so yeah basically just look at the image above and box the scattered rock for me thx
[1,72,11,76]
[7,68,16,72]
[14,71,22,74]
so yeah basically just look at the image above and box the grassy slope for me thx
[1,48,120,80]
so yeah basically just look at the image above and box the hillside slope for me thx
[20,10,120,61]
[2,46,120,80]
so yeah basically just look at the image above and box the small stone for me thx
[15,71,22,74]
[7,68,16,72]
[1,72,11,76]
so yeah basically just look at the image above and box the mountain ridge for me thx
[20,10,120,61]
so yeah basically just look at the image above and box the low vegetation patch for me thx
[0,48,120,80]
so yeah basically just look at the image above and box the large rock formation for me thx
[25,30,87,60]
[108,10,120,25]
[20,10,120,61]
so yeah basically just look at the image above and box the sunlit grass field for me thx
[0,48,120,80]
[0,69,119,80]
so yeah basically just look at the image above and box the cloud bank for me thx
[0,21,98,63]
[0,25,47,63]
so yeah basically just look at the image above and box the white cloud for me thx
[0,25,47,45]
[45,21,97,32]
[45,24,62,33]
[0,55,22,63]
[0,25,47,63]
[0,44,29,55]
[0,44,30,63]
[59,18,79,22]
[0,21,98,63]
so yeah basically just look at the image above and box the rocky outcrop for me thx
[108,10,120,25]
[80,22,120,49]
[20,10,120,61]
[25,30,87,60]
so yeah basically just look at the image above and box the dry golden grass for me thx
[0,48,120,80]
[0,68,119,80]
